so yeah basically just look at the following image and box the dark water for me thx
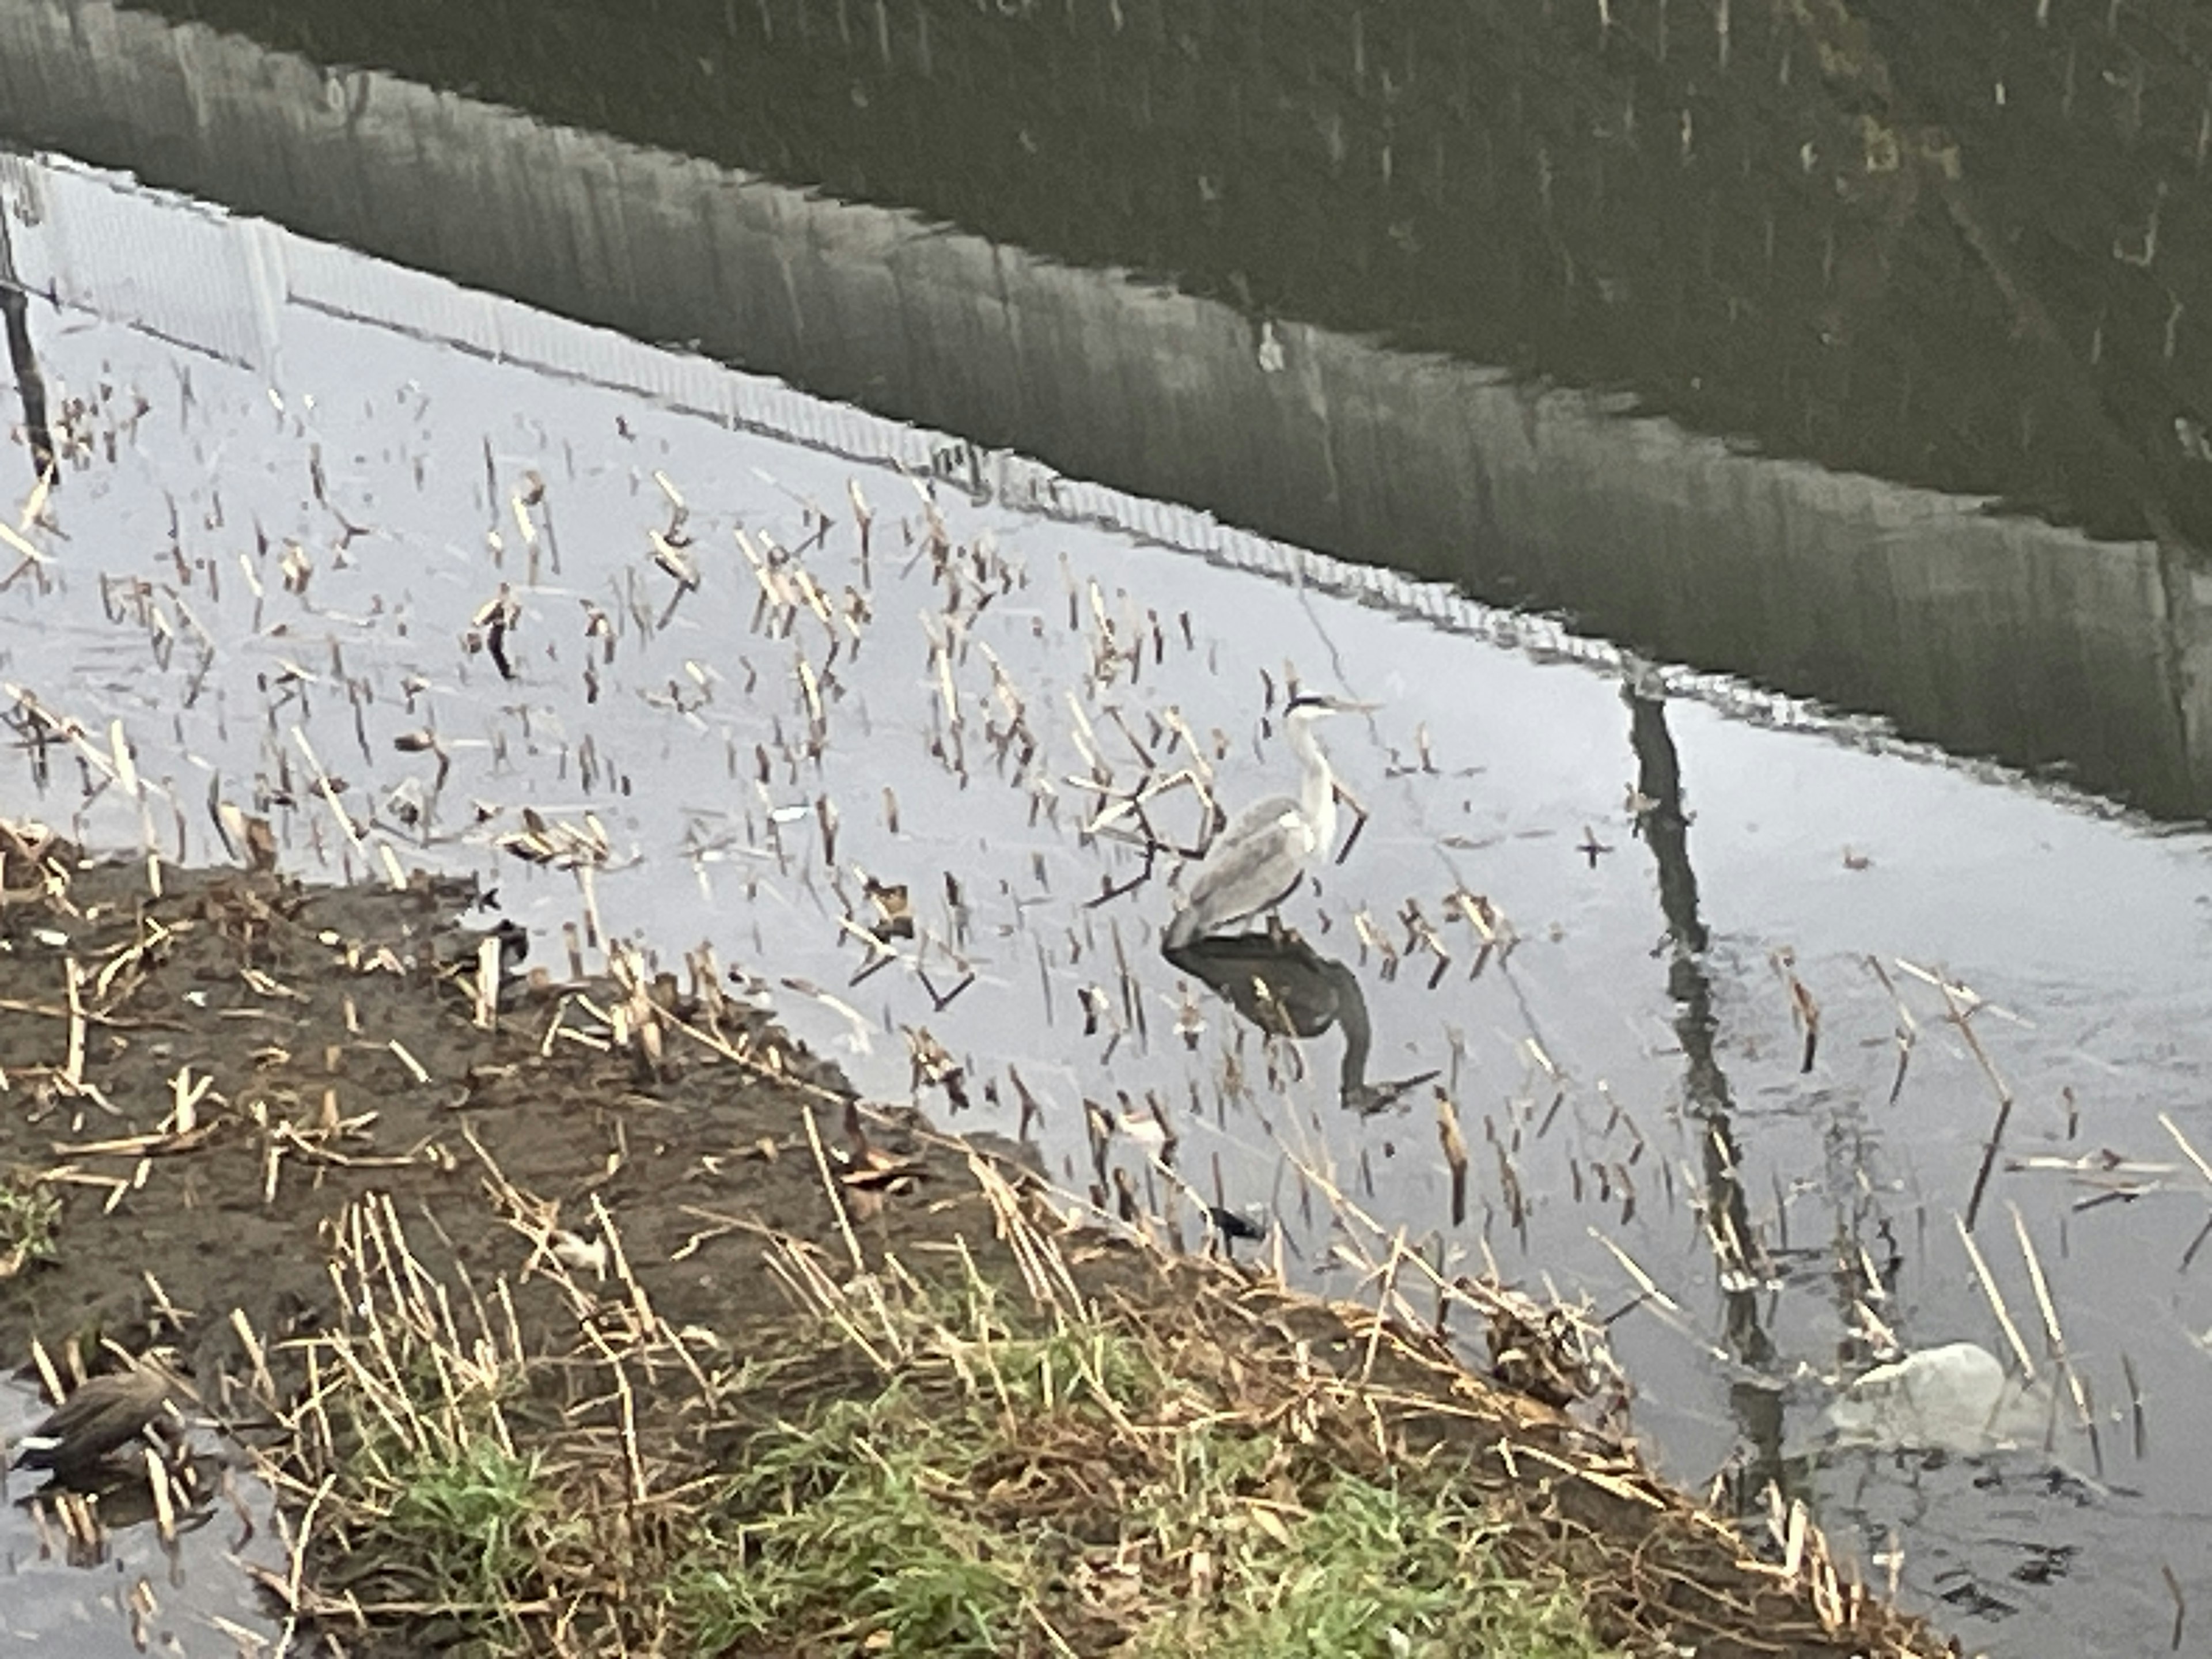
[3,5,2212,1654]
[100,0,2212,543]
[4,0,2212,812]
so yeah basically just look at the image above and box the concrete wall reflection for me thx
[3,0,2209,814]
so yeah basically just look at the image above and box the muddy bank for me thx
[0,833,862,1389]
[0,839,1948,1657]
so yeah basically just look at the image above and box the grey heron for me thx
[1162,694,1365,949]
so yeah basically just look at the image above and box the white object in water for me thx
[1823,1341,2049,1455]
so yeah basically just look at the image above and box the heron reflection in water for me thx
[1166,927,1434,1114]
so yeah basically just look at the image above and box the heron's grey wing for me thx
[1168,794,1316,944]
[1215,791,1303,849]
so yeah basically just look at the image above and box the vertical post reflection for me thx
[1625,677,1784,1497]
[0,204,56,488]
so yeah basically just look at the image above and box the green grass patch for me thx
[0,1169,60,1278]
[655,1276,1620,1658]
[267,1197,1633,1657]
[1147,1472,1614,1659]
[669,1392,1032,1655]
[313,1365,585,1648]
[380,1433,563,1616]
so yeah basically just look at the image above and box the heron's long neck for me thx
[1289,716,1335,840]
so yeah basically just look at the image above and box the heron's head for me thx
[1282,693,1374,725]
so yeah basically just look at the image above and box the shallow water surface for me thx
[3,158,2212,1656]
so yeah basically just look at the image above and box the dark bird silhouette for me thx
[10,1353,186,1475]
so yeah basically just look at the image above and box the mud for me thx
[0,849,889,1408]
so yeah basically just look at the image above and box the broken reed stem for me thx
[284,1472,338,1615]
[590,1191,661,1341]
[414,1204,502,1371]
[230,1308,275,1400]
[576,863,604,955]
[965,1150,1084,1315]
[582,1321,649,1507]
[791,1118,909,1365]
[802,1103,868,1278]
[2123,1352,2147,1459]
[1585,1223,1736,1365]
[62,956,85,1087]
[145,1443,178,1543]
[767,1237,894,1374]
[1863,956,1918,1105]
[660,997,849,1108]
[291,726,363,856]
[1358,1229,1410,1385]
[1953,1213,2035,1383]
[2009,1203,2100,1471]
[473,934,500,1029]
[28,1335,64,1402]
[2160,1111,2212,1189]
[1942,980,2014,1231]
[1585,1228,1685,1316]
[2156,1114,2212,1271]
[1437,1088,1471,1228]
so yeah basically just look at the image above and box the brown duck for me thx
[10,1352,187,1475]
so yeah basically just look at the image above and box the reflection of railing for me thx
[1624,679,1910,1524]
[0,194,56,482]
[6,4,2212,813]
